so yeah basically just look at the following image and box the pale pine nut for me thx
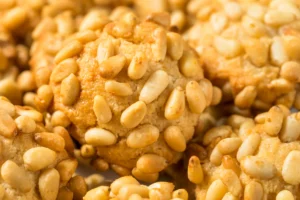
[97,39,114,64]
[118,185,149,200]
[93,95,112,124]
[203,125,232,146]
[80,144,95,158]
[99,55,126,79]
[54,40,83,64]
[105,80,133,96]
[280,61,300,82]
[241,156,276,180]
[199,79,213,106]
[276,190,295,200]
[34,132,65,152]
[214,36,242,58]
[234,86,257,109]
[136,154,167,173]
[23,147,57,171]
[167,32,184,60]
[51,111,71,127]
[85,174,104,190]
[268,78,294,93]
[238,119,255,140]
[128,52,148,80]
[264,10,295,26]
[85,128,117,146]
[262,106,284,136]
[127,124,159,148]
[3,7,27,30]
[50,58,78,83]
[211,86,222,106]
[227,115,248,130]
[185,81,206,114]
[270,37,288,66]
[220,169,242,197]
[60,74,80,106]
[224,2,242,20]
[164,87,185,120]
[247,4,265,20]
[149,182,174,200]
[210,146,223,166]
[282,150,300,185]
[16,107,43,122]
[210,13,228,33]
[217,138,242,155]
[172,189,188,200]
[76,30,98,44]
[139,70,169,104]
[83,186,110,200]
[0,110,16,137]
[151,27,167,61]
[0,99,15,117]
[120,101,147,128]
[163,126,186,152]
[237,133,261,162]
[280,113,300,142]
[206,179,228,200]
[39,168,60,200]
[222,193,238,200]
[179,51,203,78]
[129,194,143,200]
[244,181,264,200]
[171,10,186,30]
[111,176,140,195]
[132,168,159,183]
[222,155,241,176]
[187,156,203,184]
[241,16,266,37]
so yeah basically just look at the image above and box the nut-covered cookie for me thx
[186,0,300,111]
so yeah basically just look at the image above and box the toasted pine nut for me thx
[132,168,159,183]
[15,116,36,134]
[146,12,170,27]
[276,190,295,200]
[83,186,109,200]
[199,79,213,106]
[234,86,257,109]
[0,110,16,137]
[120,101,147,128]
[93,95,112,124]
[171,10,186,30]
[163,126,186,152]
[35,84,53,110]
[151,27,167,61]
[238,119,255,140]
[54,40,83,64]
[85,174,104,190]
[167,32,184,60]
[68,176,88,200]
[282,150,300,185]
[136,154,167,173]
[16,106,43,122]
[203,125,232,146]
[241,156,276,180]
[179,51,203,78]
[51,110,71,127]
[214,36,242,58]
[91,158,109,171]
[164,87,185,120]
[222,155,241,176]
[97,39,114,64]
[220,169,242,197]
[76,30,98,44]
[23,147,57,171]
[127,124,159,148]
[280,113,300,142]
[280,61,300,82]
[139,70,169,104]
[3,7,27,30]
[1,160,32,192]
[111,164,131,176]
[211,86,222,106]
[0,185,4,200]
[57,187,74,200]
[80,144,95,158]
[217,138,242,155]
[188,156,203,184]
[118,185,149,200]
[210,146,223,166]
[244,181,264,200]
[0,99,15,117]
[99,55,126,79]
[53,126,75,153]
[128,52,148,80]
[60,74,80,106]
[51,58,78,83]
[172,189,188,200]
[34,132,65,151]
[262,106,284,136]
[149,182,174,200]
[186,81,206,114]
[206,179,228,200]
[111,176,140,195]
[129,194,143,200]
[85,128,117,146]
[227,115,248,130]
[39,168,60,200]
[237,133,261,161]
[105,80,133,96]
[35,67,51,87]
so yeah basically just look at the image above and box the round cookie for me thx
[185,0,300,111]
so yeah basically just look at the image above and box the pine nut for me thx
[264,10,295,26]
[111,176,140,195]
[97,39,114,64]
[276,190,295,200]
[217,138,242,155]
[85,174,104,190]
[149,182,174,200]
[186,81,206,114]
[214,36,242,58]
[210,13,228,33]
[0,110,16,137]
[210,146,223,166]
[35,67,51,87]
[91,158,109,171]
[199,79,213,106]
[280,113,300,142]
[164,87,185,120]
[34,132,65,152]
[139,70,169,104]
[146,12,170,28]
[179,51,203,78]
[234,86,257,109]
[80,144,95,158]
[238,119,255,140]
[57,187,74,200]
[93,95,112,124]
[99,55,126,79]
[53,126,75,153]
[187,156,203,184]
[280,61,300,82]
[0,99,15,117]
[222,155,241,176]
[3,7,27,30]
[17,70,35,92]
[244,181,264,200]
[51,111,71,127]
[118,185,149,200]
[1,160,33,192]
[270,37,288,66]
[51,58,78,83]
[128,52,148,80]
[247,4,265,21]
[85,128,117,146]
[111,164,131,176]
[151,27,167,61]
[203,125,232,146]
[16,106,43,122]
[54,40,83,64]
[164,125,186,152]
[241,156,276,180]
[68,176,88,200]
[127,124,159,148]
[120,101,147,128]
[35,85,53,110]
[227,115,248,130]
[105,80,133,96]
[282,150,300,185]
[60,74,80,106]
[83,186,109,200]
[268,78,294,93]
[136,154,167,173]
[132,168,159,183]
[262,106,284,136]
[23,147,57,171]
[206,179,228,200]
[241,16,266,37]
[129,194,143,200]
[211,86,222,106]
[222,193,238,200]
[220,169,242,197]
[172,189,188,200]
[167,32,184,60]
[237,133,261,162]
[76,30,98,44]
[39,168,60,200]
[224,2,242,20]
